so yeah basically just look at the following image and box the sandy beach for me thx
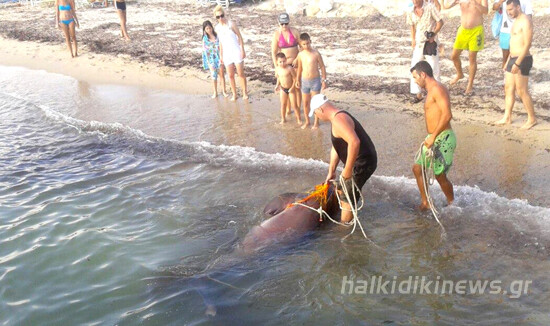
[1,0,549,204]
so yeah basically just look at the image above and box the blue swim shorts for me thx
[499,32,510,50]
[301,77,322,94]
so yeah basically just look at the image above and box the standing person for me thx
[295,33,327,129]
[494,0,536,130]
[309,94,377,223]
[202,20,228,99]
[443,0,488,95]
[274,53,300,124]
[114,0,130,40]
[410,61,456,210]
[55,0,79,58]
[271,12,302,113]
[492,0,532,69]
[407,0,444,103]
[214,5,249,101]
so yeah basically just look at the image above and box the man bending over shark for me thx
[309,94,378,223]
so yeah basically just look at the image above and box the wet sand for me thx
[0,1,549,206]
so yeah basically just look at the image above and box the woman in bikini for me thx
[271,13,301,113]
[114,0,130,40]
[55,0,79,58]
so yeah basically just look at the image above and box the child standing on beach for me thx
[202,20,227,98]
[295,33,327,129]
[274,53,301,124]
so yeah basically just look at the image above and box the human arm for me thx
[274,70,280,92]
[271,31,279,68]
[474,0,489,15]
[410,24,416,48]
[511,17,533,74]
[231,21,246,60]
[433,0,442,11]
[442,0,459,10]
[428,20,444,43]
[425,87,452,148]
[492,0,505,11]
[295,55,302,89]
[55,0,60,27]
[325,146,339,184]
[290,67,297,91]
[318,51,327,90]
[70,0,79,27]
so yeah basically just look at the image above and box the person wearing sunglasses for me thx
[271,12,301,114]
[213,5,248,101]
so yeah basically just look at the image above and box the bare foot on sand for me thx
[230,94,237,101]
[211,92,217,99]
[311,122,319,130]
[296,117,302,124]
[464,85,474,96]
[280,119,286,124]
[520,120,537,130]
[301,122,309,129]
[243,93,249,100]
[222,91,229,98]
[493,117,511,126]
[449,74,464,87]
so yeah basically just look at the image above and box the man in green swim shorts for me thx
[410,61,456,210]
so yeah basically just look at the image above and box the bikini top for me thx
[59,4,71,10]
[278,31,297,49]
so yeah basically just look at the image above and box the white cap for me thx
[309,94,328,117]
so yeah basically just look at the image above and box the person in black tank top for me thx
[309,94,377,223]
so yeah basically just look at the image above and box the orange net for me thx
[286,183,329,209]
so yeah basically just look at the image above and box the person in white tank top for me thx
[214,5,249,101]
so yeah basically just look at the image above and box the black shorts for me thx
[340,158,377,204]
[115,1,126,10]
[506,56,533,76]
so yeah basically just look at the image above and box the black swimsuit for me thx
[331,111,377,190]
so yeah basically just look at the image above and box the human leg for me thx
[450,49,464,86]
[410,47,424,99]
[435,173,454,205]
[218,65,228,97]
[235,62,248,99]
[60,24,74,58]
[515,73,537,130]
[413,164,429,210]
[289,88,301,124]
[494,72,516,125]
[465,51,478,95]
[69,22,78,57]
[301,92,311,129]
[279,89,288,123]
[120,10,130,40]
[226,63,237,101]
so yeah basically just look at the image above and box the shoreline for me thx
[1,1,550,206]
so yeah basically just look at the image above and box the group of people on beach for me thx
[202,7,327,129]
[408,0,536,129]
[199,0,536,213]
[55,0,129,58]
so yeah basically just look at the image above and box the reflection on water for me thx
[0,65,549,325]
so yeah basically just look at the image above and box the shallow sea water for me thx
[1,66,549,325]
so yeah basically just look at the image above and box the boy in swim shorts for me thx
[274,53,301,124]
[295,33,327,129]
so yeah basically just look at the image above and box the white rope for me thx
[414,142,447,238]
